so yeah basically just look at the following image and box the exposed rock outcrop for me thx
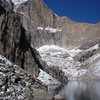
[0,55,34,100]
[0,0,40,79]
[0,55,55,100]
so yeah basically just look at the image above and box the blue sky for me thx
[43,0,100,24]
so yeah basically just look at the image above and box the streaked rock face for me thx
[11,0,100,48]
[0,0,40,79]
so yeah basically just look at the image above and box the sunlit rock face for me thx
[9,0,100,48]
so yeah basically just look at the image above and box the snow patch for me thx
[37,45,67,53]
[11,0,28,11]
[67,48,82,57]
[37,26,62,33]
[86,53,100,63]
[88,60,100,79]
[37,27,44,30]
[45,27,62,33]
[38,69,60,85]
[88,44,99,51]
[38,69,61,91]
[37,44,100,79]
[12,0,28,5]
[0,55,12,65]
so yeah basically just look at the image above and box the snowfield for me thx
[37,44,100,80]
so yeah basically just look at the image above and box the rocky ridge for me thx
[0,55,39,99]
[0,54,59,100]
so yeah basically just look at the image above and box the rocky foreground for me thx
[0,55,60,100]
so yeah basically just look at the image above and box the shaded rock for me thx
[0,55,49,100]
[0,0,40,79]
[74,49,97,62]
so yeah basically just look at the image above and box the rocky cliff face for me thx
[0,0,40,79]
[11,0,100,48]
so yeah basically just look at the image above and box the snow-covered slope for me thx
[37,45,84,79]
[37,44,100,80]
[38,69,61,91]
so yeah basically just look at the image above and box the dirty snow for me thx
[37,45,86,79]
[92,61,100,76]
[0,55,12,65]
[84,53,100,64]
